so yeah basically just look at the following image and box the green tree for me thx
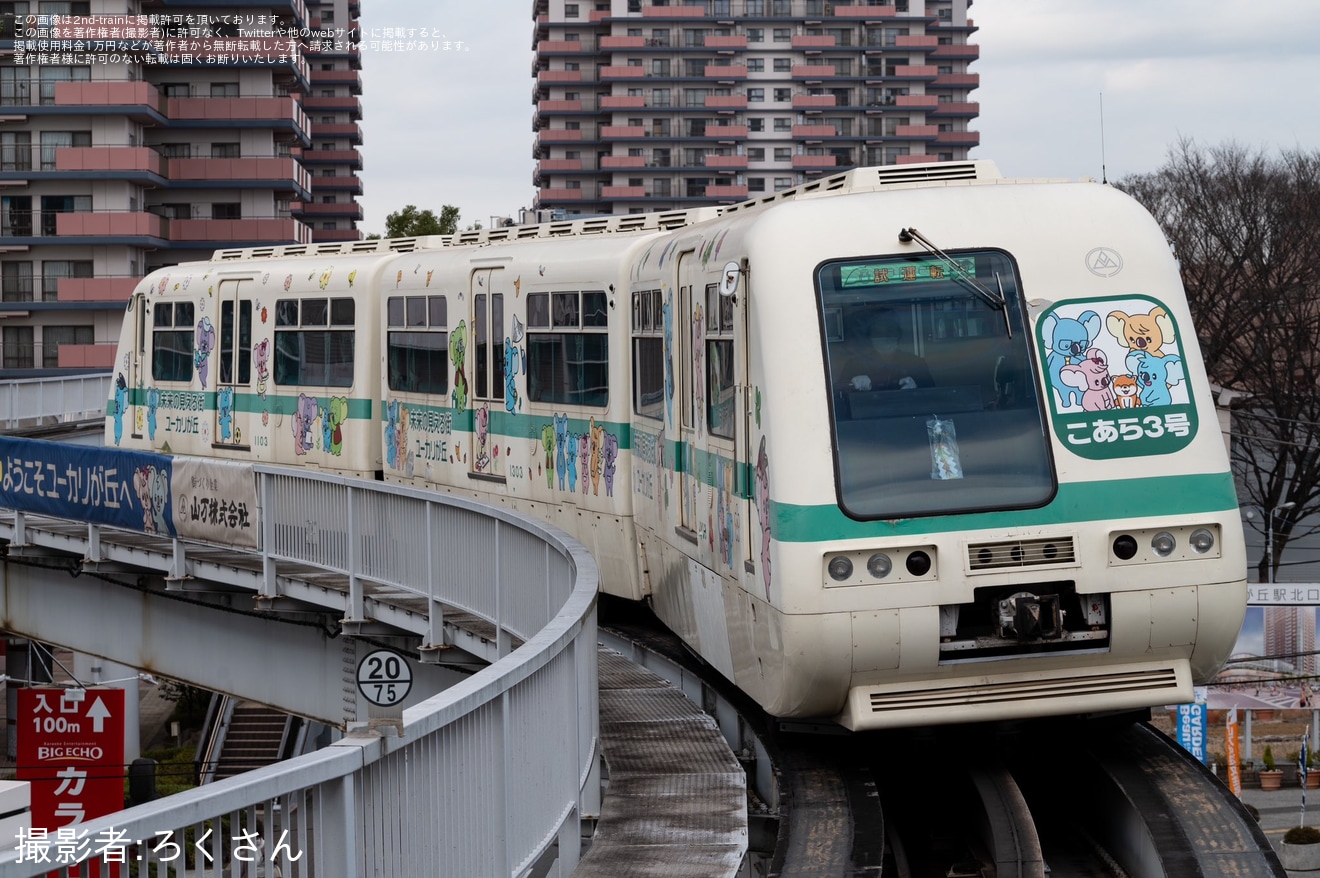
[383,204,461,237]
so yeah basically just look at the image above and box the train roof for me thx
[211,160,1084,264]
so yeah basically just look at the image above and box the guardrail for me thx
[0,373,110,431]
[0,444,601,877]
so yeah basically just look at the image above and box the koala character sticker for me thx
[1036,295,1196,459]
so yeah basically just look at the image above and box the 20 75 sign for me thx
[356,648,413,707]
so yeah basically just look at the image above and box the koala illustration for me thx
[1126,351,1185,407]
[1059,348,1115,412]
[1107,305,1174,358]
[1041,310,1101,408]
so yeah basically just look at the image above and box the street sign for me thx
[356,649,412,707]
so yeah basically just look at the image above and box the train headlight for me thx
[827,556,854,581]
[1151,531,1176,557]
[1190,528,1216,554]
[1113,534,1138,561]
[906,551,932,577]
[867,552,892,579]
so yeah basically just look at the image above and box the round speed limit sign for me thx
[356,649,413,707]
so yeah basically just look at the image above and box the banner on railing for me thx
[0,436,260,548]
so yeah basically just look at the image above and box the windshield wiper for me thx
[899,226,1011,337]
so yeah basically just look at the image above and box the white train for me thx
[106,161,1247,730]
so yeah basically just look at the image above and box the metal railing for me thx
[0,451,601,877]
[0,374,109,430]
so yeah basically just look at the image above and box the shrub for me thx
[1264,745,1277,771]
[1284,826,1320,845]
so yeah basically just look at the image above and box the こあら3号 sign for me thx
[1036,295,1197,459]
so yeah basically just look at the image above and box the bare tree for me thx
[1118,140,1320,580]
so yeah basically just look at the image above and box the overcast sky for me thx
[354,1,1320,236]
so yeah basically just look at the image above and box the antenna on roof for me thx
[1099,92,1108,184]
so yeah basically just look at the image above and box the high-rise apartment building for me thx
[0,0,363,377]
[1264,606,1316,677]
[532,0,978,216]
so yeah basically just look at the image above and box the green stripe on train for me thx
[769,472,1241,543]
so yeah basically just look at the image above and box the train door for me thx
[469,267,505,477]
[213,278,252,449]
[674,251,698,538]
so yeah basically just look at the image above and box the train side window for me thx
[274,296,355,388]
[387,294,449,395]
[151,300,194,382]
[632,287,664,420]
[526,289,608,407]
[705,282,736,438]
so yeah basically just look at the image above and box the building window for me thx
[210,142,240,158]
[1,132,31,171]
[564,3,579,17]
[746,27,763,42]
[151,300,195,382]
[749,118,764,132]
[2,325,33,370]
[773,117,791,132]
[386,295,448,394]
[773,177,792,191]
[773,87,791,102]
[211,203,241,220]
[747,88,764,102]
[210,82,239,97]
[747,58,764,72]
[773,58,791,72]
[39,130,90,170]
[748,177,766,192]
[1,261,33,303]
[772,28,790,42]
[274,297,356,387]
[747,147,765,161]
[42,325,93,368]
[525,290,609,407]
[774,147,790,161]
[40,259,91,301]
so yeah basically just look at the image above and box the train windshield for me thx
[818,250,1055,519]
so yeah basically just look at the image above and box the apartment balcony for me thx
[935,130,981,146]
[932,44,980,61]
[894,125,939,138]
[312,228,364,243]
[893,65,939,80]
[705,155,748,170]
[52,81,162,120]
[600,156,646,169]
[896,153,937,164]
[311,175,364,196]
[706,185,749,200]
[894,35,939,49]
[54,147,162,175]
[536,40,585,53]
[833,5,898,18]
[54,211,163,237]
[310,122,363,143]
[538,99,584,113]
[309,69,363,93]
[705,65,748,80]
[793,124,837,140]
[292,201,365,221]
[791,65,837,81]
[167,96,311,138]
[602,126,648,139]
[600,95,645,109]
[600,66,647,79]
[932,73,980,88]
[931,101,980,117]
[705,35,748,50]
[792,155,837,169]
[301,95,362,119]
[711,125,749,139]
[540,158,586,172]
[602,186,647,198]
[600,36,645,49]
[539,188,587,202]
[705,95,747,110]
[58,345,117,370]
[896,94,941,110]
[55,277,137,303]
[792,95,836,109]
[642,4,707,16]
[539,129,586,143]
[537,70,583,84]
[296,149,363,169]
[167,218,314,245]
[165,157,312,192]
[792,35,836,50]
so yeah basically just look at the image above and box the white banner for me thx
[1247,583,1320,606]
[170,457,260,549]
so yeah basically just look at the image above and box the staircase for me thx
[210,700,293,781]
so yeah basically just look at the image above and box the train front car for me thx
[743,167,1246,731]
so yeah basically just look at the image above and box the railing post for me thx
[345,485,362,624]
[319,770,358,878]
[166,538,187,584]
[85,523,100,562]
[12,511,25,547]
[261,471,277,597]
[495,521,509,658]
[420,501,446,660]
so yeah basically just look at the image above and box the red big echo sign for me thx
[16,687,125,871]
